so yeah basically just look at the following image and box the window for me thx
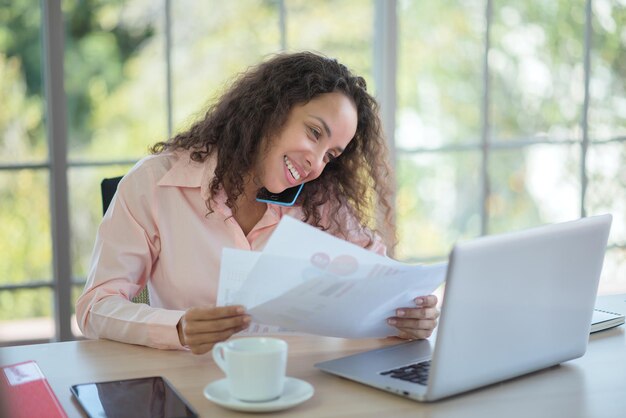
[1,0,624,345]
[395,0,626,296]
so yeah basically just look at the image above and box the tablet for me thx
[70,376,198,418]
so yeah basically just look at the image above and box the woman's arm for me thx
[76,163,186,349]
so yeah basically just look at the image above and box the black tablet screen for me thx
[71,376,198,418]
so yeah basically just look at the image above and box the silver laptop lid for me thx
[427,214,612,400]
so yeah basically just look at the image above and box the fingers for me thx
[183,305,249,333]
[394,307,440,321]
[388,315,438,331]
[184,312,250,334]
[390,315,439,340]
[185,326,248,355]
[388,296,440,340]
[390,318,438,332]
[185,305,247,320]
[179,305,251,355]
[414,294,438,308]
[396,326,436,340]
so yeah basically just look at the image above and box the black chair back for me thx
[100,176,123,215]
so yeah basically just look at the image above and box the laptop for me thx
[315,214,613,401]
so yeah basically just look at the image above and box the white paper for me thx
[217,248,293,335]
[248,260,446,338]
[220,216,447,338]
[216,248,261,307]
[263,216,408,266]
[233,216,423,308]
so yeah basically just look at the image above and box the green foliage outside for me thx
[0,0,157,321]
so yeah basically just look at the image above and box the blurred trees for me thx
[394,0,625,261]
[0,0,155,320]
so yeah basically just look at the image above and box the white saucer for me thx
[203,377,314,412]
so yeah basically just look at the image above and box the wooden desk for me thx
[2,294,625,418]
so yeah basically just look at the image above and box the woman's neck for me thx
[231,176,267,236]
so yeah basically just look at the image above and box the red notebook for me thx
[1,360,67,418]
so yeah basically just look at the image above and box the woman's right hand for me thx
[177,305,251,354]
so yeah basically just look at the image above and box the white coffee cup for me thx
[212,337,288,402]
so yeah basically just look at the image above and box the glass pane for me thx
[285,0,373,85]
[0,170,52,286]
[490,0,586,142]
[69,165,135,280]
[589,0,626,141]
[397,0,485,148]
[395,151,482,261]
[598,247,626,295]
[72,285,85,338]
[586,142,626,246]
[172,0,281,130]
[488,144,581,234]
[0,288,54,343]
[63,0,167,159]
[0,0,47,163]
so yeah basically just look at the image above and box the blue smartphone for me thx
[255,183,304,206]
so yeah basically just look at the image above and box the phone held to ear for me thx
[255,183,304,207]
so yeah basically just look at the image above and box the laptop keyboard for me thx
[380,360,431,385]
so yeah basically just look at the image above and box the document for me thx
[218,216,447,338]
[217,249,293,335]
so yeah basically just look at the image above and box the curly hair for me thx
[151,51,395,247]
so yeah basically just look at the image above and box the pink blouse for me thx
[76,151,386,350]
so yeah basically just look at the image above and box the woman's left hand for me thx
[387,295,440,340]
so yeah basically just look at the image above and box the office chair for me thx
[100,176,150,305]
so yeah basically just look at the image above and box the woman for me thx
[77,52,439,354]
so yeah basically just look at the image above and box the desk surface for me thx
[1,294,625,418]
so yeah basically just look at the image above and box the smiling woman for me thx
[150,52,390,241]
[75,51,441,354]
